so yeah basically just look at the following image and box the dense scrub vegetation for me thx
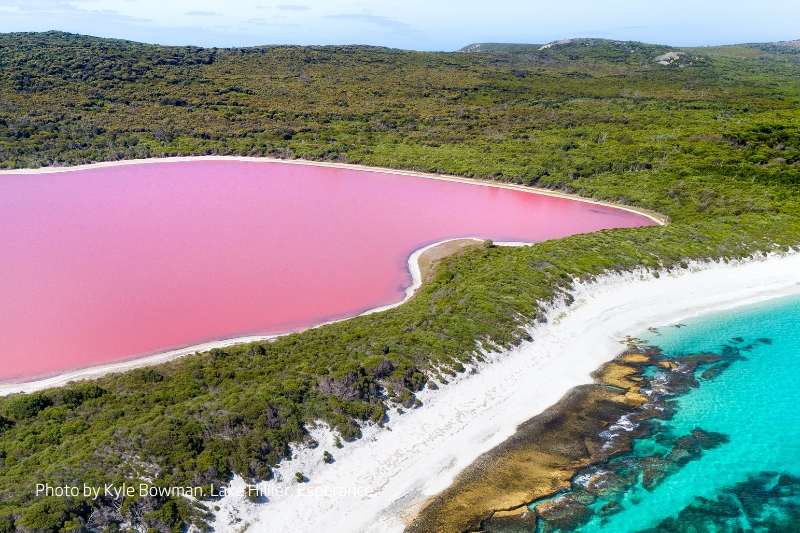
[1,32,799,532]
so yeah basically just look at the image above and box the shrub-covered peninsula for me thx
[1,33,800,532]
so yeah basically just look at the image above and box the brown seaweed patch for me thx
[690,428,729,450]
[640,456,673,491]
[664,428,729,468]
[534,495,592,531]
[597,501,623,517]
[700,362,731,380]
[639,428,729,492]
[585,470,637,500]
[482,506,538,532]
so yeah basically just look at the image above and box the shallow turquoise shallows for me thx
[550,293,800,533]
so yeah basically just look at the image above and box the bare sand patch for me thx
[416,238,483,283]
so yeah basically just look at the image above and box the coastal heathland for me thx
[0,33,799,532]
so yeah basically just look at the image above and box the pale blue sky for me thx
[0,0,798,51]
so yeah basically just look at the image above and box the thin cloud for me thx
[0,0,78,13]
[324,13,409,31]
[0,1,152,23]
[89,11,153,23]
[185,11,222,16]
[574,30,614,36]
[278,4,311,10]
[250,21,301,27]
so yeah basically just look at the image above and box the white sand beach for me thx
[208,251,800,533]
[0,336,275,396]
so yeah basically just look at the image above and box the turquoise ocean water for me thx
[531,293,800,533]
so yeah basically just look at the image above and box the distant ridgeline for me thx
[1,32,800,533]
[459,38,800,54]
[458,42,544,52]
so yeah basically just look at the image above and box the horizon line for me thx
[2,30,799,53]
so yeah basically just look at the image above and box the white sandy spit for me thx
[363,238,527,316]
[0,336,276,396]
[210,251,800,533]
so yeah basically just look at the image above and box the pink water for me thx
[0,160,655,382]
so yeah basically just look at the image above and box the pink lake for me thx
[0,160,655,382]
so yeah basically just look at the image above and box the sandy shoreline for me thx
[0,238,523,395]
[206,251,800,533]
[0,155,667,225]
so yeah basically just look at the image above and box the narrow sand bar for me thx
[207,252,800,533]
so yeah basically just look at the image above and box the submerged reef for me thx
[408,343,743,533]
[640,471,800,533]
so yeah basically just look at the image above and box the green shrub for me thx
[245,485,260,503]
[0,514,14,533]
[19,500,68,532]
[4,393,52,420]
[143,499,184,533]
[56,383,106,408]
